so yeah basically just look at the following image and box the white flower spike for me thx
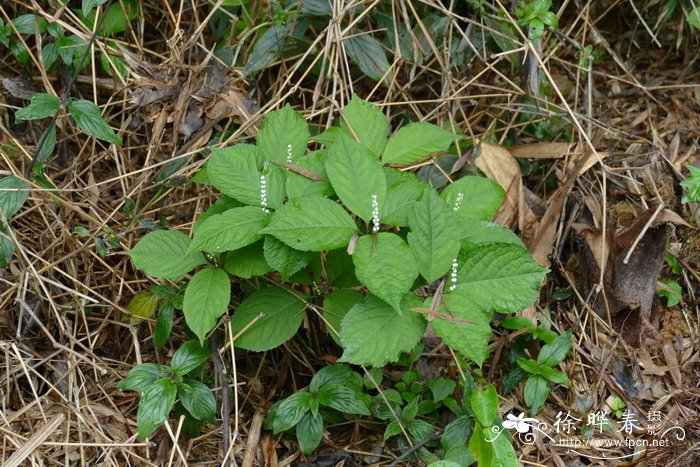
[260,174,269,213]
[371,194,380,233]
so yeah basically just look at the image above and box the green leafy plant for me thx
[681,165,700,204]
[608,396,626,419]
[515,0,559,41]
[0,176,31,267]
[117,340,216,439]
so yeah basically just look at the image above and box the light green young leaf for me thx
[296,411,324,455]
[381,169,425,227]
[223,240,273,279]
[263,236,313,279]
[188,206,269,254]
[261,197,356,251]
[322,289,364,344]
[137,378,177,439]
[681,165,700,203]
[325,135,386,222]
[524,375,549,415]
[382,122,458,165]
[430,292,492,366]
[178,378,217,423]
[257,104,309,163]
[470,384,498,426]
[231,288,307,351]
[658,279,682,307]
[128,230,208,280]
[208,144,285,208]
[459,220,524,247]
[441,176,504,221]
[0,176,30,218]
[340,94,389,156]
[285,150,333,199]
[353,233,418,312]
[183,268,230,344]
[66,99,122,144]
[408,187,461,283]
[454,243,548,312]
[344,34,390,83]
[15,93,60,121]
[339,294,426,367]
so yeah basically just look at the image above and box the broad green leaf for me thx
[516,358,541,375]
[273,391,312,433]
[129,230,208,280]
[454,243,547,312]
[312,126,351,146]
[66,99,122,144]
[193,196,243,232]
[459,220,524,247]
[296,411,323,454]
[325,135,386,222]
[537,332,572,367]
[408,187,460,283]
[285,150,333,199]
[539,367,571,386]
[15,93,59,121]
[340,94,389,156]
[12,14,47,34]
[191,163,210,185]
[244,24,292,75]
[381,169,425,227]
[178,378,216,423]
[485,424,520,467]
[0,227,14,268]
[382,122,458,165]
[208,144,285,208]
[317,384,370,415]
[309,364,353,393]
[41,42,59,69]
[689,7,700,29]
[325,249,360,287]
[153,303,174,350]
[263,236,313,279]
[0,176,30,218]
[442,176,504,221]
[171,340,209,376]
[430,292,491,366]
[125,292,159,323]
[137,378,177,439]
[188,206,269,254]
[257,104,309,163]
[470,384,498,426]
[82,0,109,17]
[81,0,137,35]
[36,122,57,162]
[524,375,548,414]
[223,240,273,278]
[406,418,435,442]
[117,363,170,392]
[427,378,456,402]
[345,34,390,82]
[339,295,426,367]
[441,415,472,452]
[183,268,231,343]
[261,197,356,251]
[658,279,682,307]
[322,289,363,344]
[231,288,307,351]
[352,233,418,312]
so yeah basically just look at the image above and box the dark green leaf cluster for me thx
[0,176,30,267]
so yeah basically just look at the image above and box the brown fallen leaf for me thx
[509,142,576,159]
[475,143,523,229]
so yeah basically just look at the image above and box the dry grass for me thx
[0,0,699,465]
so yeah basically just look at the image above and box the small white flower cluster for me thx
[453,192,464,212]
[286,144,293,164]
[260,175,269,213]
[449,258,458,291]
[371,194,380,233]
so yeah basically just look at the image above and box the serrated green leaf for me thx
[117,363,170,392]
[340,94,389,156]
[193,196,243,232]
[231,288,307,351]
[15,93,59,121]
[223,240,273,278]
[66,99,122,144]
[322,289,363,344]
[381,169,425,227]
[261,197,356,251]
[178,378,216,423]
[296,411,323,454]
[353,233,418,312]
[317,384,370,415]
[129,230,208,280]
[285,150,333,199]
[0,176,30,218]
[524,375,548,414]
[326,135,386,222]
[244,24,292,75]
[273,391,312,433]
[382,122,458,165]
[537,332,572,367]
[188,206,269,254]
[171,340,209,376]
[470,384,498,426]
[311,126,351,146]
[125,292,159,323]
[137,378,177,439]
[263,235,313,279]
[454,243,547,312]
[309,364,353,393]
[459,220,524,247]
[183,268,230,344]
[430,292,491,366]
[339,294,425,367]
[207,144,285,208]
[441,176,503,221]
[12,14,47,34]
[257,104,309,163]
[345,33,390,82]
[408,187,460,283]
